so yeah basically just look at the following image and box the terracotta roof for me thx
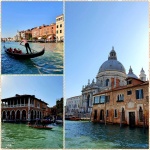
[2,94,48,105]
[94,81,149,96]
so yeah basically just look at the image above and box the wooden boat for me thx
[4,46,45,59]
[70,116,81,121]
[28,125,53,130]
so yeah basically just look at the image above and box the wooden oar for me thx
[20,44,37,53]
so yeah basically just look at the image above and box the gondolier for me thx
[20,38,32,54]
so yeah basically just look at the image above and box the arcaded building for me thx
[1,94,48,121]
[92,77,149,127]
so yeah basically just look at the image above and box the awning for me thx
[38,37,42,39]
[48,36,52,39]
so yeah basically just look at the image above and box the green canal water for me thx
[2,123,63,149]
[65,121,149,149]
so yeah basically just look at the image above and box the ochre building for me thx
[92,77,149,127]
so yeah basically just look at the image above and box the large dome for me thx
[98,47,126,74]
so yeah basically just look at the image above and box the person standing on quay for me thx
[20,38,32,54]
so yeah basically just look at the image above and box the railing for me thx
[2,104,32,108]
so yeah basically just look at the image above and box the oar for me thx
[20,44,38,53]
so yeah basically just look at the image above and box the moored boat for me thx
[70,116,81,121]
[28,125,53,130]
[4,46,45,59]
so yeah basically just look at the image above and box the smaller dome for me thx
[127,66,138,79]
[140,68,145,73]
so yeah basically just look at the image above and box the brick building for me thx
[92,77,149,127]
[1,94,48,122]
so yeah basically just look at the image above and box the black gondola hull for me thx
[4,46,45,59]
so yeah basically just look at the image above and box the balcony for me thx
[2,104,33,108]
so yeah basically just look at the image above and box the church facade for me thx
[81,47,147,114]
[66,47,148,127]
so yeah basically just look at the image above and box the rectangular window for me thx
[57,25,58,28]
[94,96,99,104]
[127,90,132,95]
[136,89,144,99]
[105,95,110,102]
[57,30,58,34]
[127,80,132,85]
[100,95,105,103]
[60,30,62,33]
[60,24,62,27]
[114,109,117,117]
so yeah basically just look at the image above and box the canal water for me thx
[1,42,63,74]
[65,121,149,149]
[2,123,63,149]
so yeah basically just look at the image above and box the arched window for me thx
[106,79,109,86]
[139,107,143,122]
[122,108,125,121]
[117,95,119,101]
[100,110,104,121]
[94,110,97,120]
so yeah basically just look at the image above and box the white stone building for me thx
[65,95,82,117]
[56,14,64,42]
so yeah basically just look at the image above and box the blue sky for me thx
[1,76,63,107]
[65,2,149,99]
[2,1,63,38]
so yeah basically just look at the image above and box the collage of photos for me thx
[1,1,149,149]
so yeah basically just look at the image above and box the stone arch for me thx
[7,111,10,120]
[31,110,34,120]
[22,110,26,120]
[16,110,20,120]
[11,110,15,120]
[2,111,6,120]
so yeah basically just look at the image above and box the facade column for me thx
[28,97,31,121]
[20,98,21,107]
[15,111,16,120]
[20,111,22,120]
[24,98,25,106]
[10,111,12,120]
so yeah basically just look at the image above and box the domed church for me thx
[80,47,147,115]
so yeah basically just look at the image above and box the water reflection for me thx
[2,42,63,74]
[2,123,63,149]
[65,121,148,149]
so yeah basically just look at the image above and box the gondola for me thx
[4,46,45,59]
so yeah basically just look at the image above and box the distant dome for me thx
[127,66,138,79]
[98,47,126,74]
